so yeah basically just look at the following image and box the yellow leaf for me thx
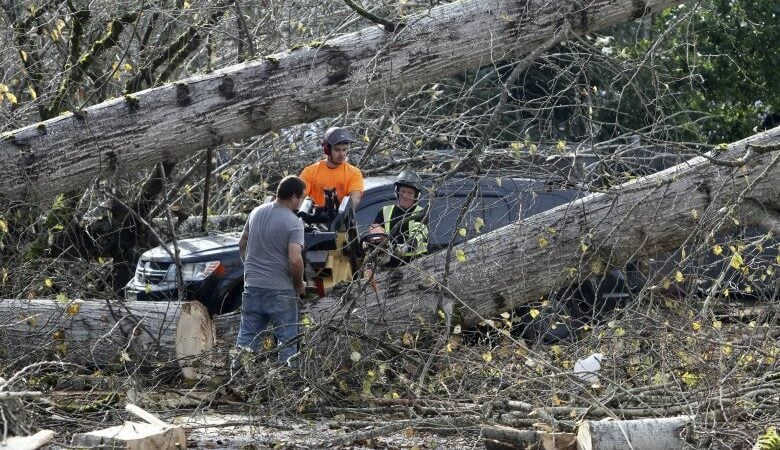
[1,268,7,284]
[473,217,484,233]
[556,140,566,152]
[482,352,493,363]
[437,309,446,320]
[44,278,53,289]
[528,143,538,155]
[712,244,723,256]
[500,311,510,319]
[19,50,27,62]
[452,325,461,335]
[5,92,17,104]
[0,83,7,93]
[119,350,132,362]
[692,321,701,332]
[590,259,604,275]
[405,426,415,438]
[0,218,7,233]
[675,271,684,283]
[538,235,549,248]
[550,345,562,356]
[691,209,699,220]
[56,293,68,302]
[455,249,466,262]
[56,18,66,31]
[27,86,37,100]
[183,0,191,7]
[580,242,589,253]
[144,283,152,294]
[730,253,743,270]
[350,351,361,362]
[402,332,415,347]
[662,278,671,289]
[458,228,466,237]
[614,327,626,337]
[66,302,80,316]
[510,141,523,150]
[263,335,274,350]
[414,139,422,147]
[721,343,732,356]
[552,394,563,405]
[712,320,722,330]
[681,371,698,387]
[123,63,133,71]
[529,309,540,319]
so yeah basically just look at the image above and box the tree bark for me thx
[576,416,693,450]
[0,299,210,373]
[0,0,684,203]
[302,127,779,338]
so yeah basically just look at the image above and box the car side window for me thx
[425,193,514,248]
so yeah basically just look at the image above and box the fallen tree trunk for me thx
[302,127,780,339]
[0,299,212,374]
[576,416,693,450]
[0,0,684,203]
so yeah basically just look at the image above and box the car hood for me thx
[141,233,240,261]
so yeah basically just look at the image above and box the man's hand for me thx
[294,280,306,296]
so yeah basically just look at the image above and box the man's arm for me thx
[288,243,305,295]
[347,167,364,208]
[349,190,362,208]
[238,228,249,262]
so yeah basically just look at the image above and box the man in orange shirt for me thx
[299,127,364,209]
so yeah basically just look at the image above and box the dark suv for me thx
[125,176,598,315]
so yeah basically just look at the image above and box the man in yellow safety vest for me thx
[366,170,428,268]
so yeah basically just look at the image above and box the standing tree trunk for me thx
[0,0,685,203]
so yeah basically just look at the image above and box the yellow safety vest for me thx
[381,204,428,257]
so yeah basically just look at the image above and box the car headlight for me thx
[165,261,224,281]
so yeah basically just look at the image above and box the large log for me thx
[0,299,212,374]
[301,127,780,339]
[0,0,684,203]
[576,416,693,450]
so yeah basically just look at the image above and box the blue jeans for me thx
[236,286,299,365]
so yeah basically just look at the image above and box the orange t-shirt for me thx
[299,160,364,207]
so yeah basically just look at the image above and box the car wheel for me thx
[219,288,243,315]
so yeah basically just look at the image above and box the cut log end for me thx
[175,301,216,380]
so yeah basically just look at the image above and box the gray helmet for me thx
[323,127,356,147]
[394,170,422,198]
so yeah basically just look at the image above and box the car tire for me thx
[219,288,243,315]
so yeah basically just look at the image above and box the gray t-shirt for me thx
[243,202,305,290]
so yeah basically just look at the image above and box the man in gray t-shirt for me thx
[236,176,306,366]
